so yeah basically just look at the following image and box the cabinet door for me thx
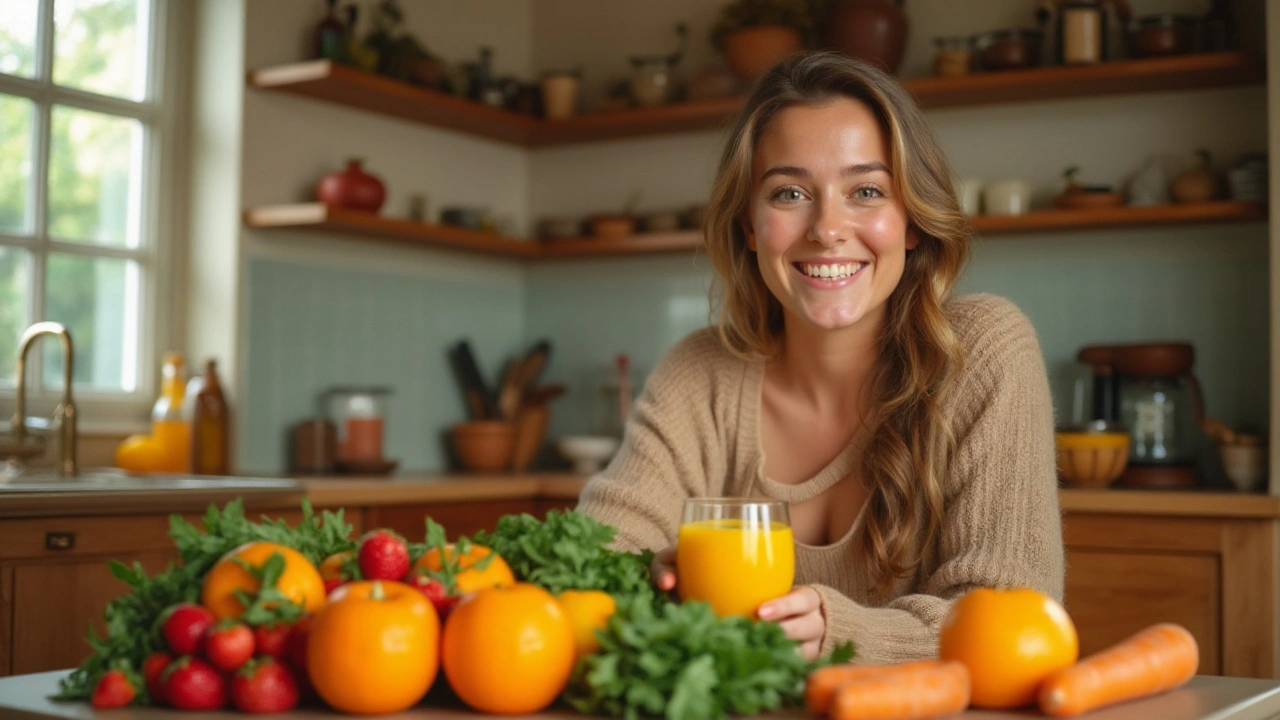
[8,551,176,675]
[1064,549,1221,675]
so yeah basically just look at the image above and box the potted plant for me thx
[710,0,816,81]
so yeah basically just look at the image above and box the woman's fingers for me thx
[651,546,677,591]
[757,586,821,620]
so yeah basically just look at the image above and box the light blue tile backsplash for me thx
[240,255,524,474]
[241,223,1269,473]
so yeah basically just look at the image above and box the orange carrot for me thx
[805,660,942,715]
[829,660,970,720]
[1038,623,1199,717]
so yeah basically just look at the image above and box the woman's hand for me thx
[651,546,677,592]
[758,586,825,660]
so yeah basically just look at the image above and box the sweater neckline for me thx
[740,358,870,506]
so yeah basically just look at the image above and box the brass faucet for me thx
[3,322,78,476]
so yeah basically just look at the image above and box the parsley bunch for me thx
[472,510,654,597]
[565,596,855,720]
[55,499,355,702]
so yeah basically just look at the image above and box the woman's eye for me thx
[855,186,885,200]
[771,187,805,202]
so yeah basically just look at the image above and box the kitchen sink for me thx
[0,467,303,494]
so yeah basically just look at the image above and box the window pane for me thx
[54,0,149,101]
[45,252,137,392]
[0,0,39,78]
[48,105,141,248]
[0,246,30,384]
[0,94,34,235]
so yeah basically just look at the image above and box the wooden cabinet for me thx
[1063,513,1279,679]
[362,497,580,542]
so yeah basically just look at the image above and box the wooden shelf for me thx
[248,52,1264,147]
[242,203,538,258]
[245,201,1264,260]
[970,201,1266,236]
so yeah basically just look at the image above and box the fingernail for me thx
[758,605,773,619]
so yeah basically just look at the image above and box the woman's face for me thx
[744,98,916,335]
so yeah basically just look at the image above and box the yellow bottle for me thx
[151,352,191,473]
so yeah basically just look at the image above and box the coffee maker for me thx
[1076,342,1206,487]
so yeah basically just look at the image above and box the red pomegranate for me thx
[317,159,386,213]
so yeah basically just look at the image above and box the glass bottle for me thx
[151,352,190,473]
[313,0,346,60]
[190,360,229,476]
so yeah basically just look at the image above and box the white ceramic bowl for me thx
[557,435,620,474]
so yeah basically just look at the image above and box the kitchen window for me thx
[0,0,180,427]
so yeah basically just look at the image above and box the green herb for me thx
[564,596,854,720]
[232,552,306,627]
[55,499,355,702]
[472,510,654,597]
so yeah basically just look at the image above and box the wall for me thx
[525,0,1272,457]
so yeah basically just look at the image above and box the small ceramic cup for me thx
[956,178,983,216]
[983,179,1033,215]
[541,73,580,120]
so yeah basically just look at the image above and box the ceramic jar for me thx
[983,180,1033,215]
[541,72,580,119]
[317,159,386,213]
[823,0,909,74]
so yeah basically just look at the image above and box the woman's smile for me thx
[792,260,869,288]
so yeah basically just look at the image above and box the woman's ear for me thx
[905,224,921,250]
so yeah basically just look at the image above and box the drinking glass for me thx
[675,498,795,618]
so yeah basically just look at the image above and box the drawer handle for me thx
[45,531,75,551]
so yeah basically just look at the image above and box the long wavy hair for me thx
[704,52,970,598]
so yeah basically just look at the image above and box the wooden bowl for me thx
[451,420,517,473]
[589,214,636,239]
[1053,191,1126,210]
[1056,429,1130,488]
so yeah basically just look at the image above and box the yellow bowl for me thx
[1055,430,1130,488]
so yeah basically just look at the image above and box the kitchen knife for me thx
[449,340,498,419]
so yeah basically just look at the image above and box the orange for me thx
[938,587,1078,709]
[413,543,514,594]
[200,541,326,620]
[307,581,439,714]
[318,551,353,581]
[556,589,617,657]
[442,582,576,714]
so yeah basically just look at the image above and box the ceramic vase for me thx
[824,0,909,75]
[722,26,803,81]
[317,159,386,213]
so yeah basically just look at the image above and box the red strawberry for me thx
[205,619,255,672]
[231,658,300,714]
[408,573,459,622]
[322,577,346,596]
[90,669,136,709]
[253,623,293,660]
[160,602,215,656]
[357,529,410,581]
[142,651,173,705]
[163,656,227,710]
[287,616,311,673]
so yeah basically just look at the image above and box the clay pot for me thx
[824,0,909,75]
[722,26,803,81]
[317,159,386,213]
[1172,151,1220,204]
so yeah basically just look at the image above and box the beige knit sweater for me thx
[577,293,1064,663]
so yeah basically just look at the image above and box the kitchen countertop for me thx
[3,470,1280,520]
[3,670,1280,720]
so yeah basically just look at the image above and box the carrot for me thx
[828,660,970,720]
[1038,623,1199,717]
[805,660,941,715]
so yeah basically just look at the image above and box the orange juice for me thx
[676,519,795,618]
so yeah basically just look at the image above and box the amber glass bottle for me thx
[190,359,230,475]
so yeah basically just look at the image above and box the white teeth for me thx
[800,262,864,279]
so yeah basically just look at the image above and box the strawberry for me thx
[142,651,173,705]
[287,615,311,674]
[205,619,255,673]
[231,657,300,714]
[323,577,346,596]
[163,656,227,710]
[357,529,410,581]
[408,573,459,622]
[90,669,136,709]
[160,602,215,656]
[253,622,293,660]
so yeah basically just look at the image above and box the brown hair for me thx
[704,52,970,597]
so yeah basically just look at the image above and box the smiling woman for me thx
[577,52,1062,664]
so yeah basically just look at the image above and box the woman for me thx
[576,52,1063,662]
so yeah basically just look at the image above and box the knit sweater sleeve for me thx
[575,330,731,554]
[810,296,1064,662]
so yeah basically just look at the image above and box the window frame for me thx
[0,0,183,432]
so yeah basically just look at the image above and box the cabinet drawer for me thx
[1064,549,1220,674]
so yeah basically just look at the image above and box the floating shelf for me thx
[247,52,1264,147]
[244,201,1265,260]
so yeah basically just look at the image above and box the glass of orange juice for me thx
[676,498,795,618]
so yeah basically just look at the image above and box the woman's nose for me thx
[807,197,847,247]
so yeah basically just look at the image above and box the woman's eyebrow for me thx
[760,162,891,182]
